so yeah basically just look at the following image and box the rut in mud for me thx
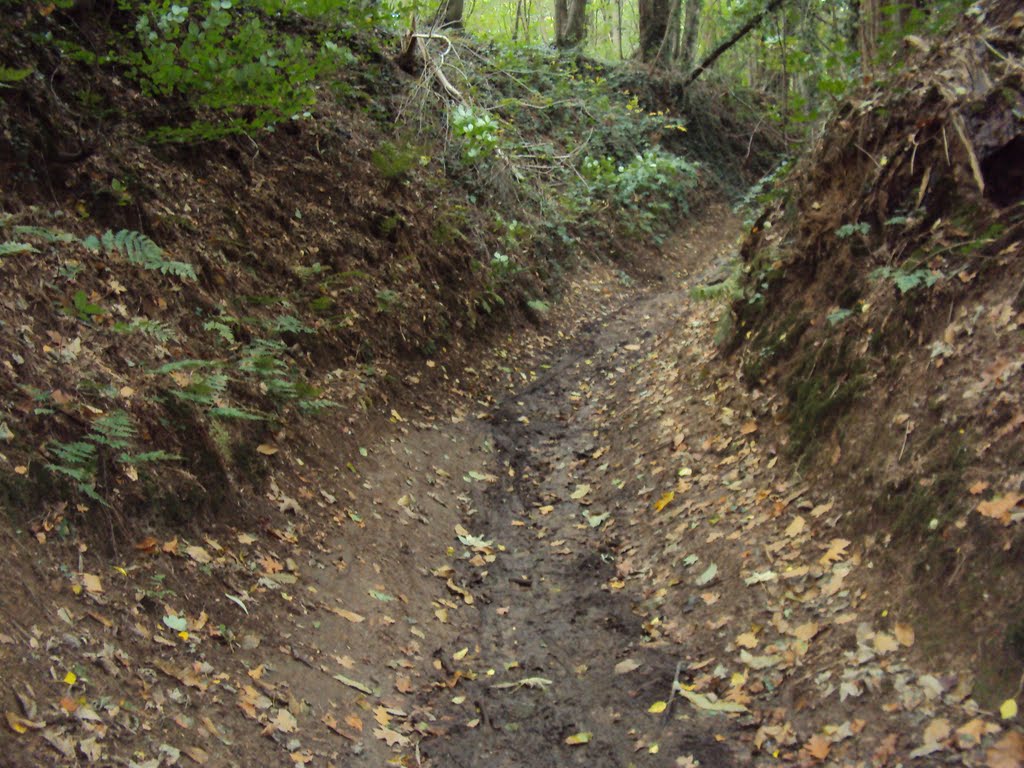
[423,295,735,768]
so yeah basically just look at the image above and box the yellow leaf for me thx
[654,491,675,512]
[1000,698,1018,720]
[648,701,668,714]
[256,444,278,456]
[453,647,469,661]
[792,622,819,643]
[565,731,592,745]
[64,671,77,685]
[739,420,758,435]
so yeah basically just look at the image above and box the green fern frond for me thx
[12,225,79,244]
[119,450,181,464]
[0,241,37,256]
[96,229,197,280]
[48,440,97,469]
[209,406,265,420]
[90,410,137,450]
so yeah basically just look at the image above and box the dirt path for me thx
[3,207,1014,767]
[420,289,736,767]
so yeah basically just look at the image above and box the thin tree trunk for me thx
[682,0,786,87]
[616,0,623,59]
[680,0,702,72]
[858,0,879,70]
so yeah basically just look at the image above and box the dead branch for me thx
[683,0,787,88]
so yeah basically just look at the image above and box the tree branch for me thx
[683,0,787,87]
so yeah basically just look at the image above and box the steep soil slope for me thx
[726,0,1024,700]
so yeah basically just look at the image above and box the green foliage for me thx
[371,140,422,180]
[46,410,178,502]
[451,105,501,162]
[579,148,699,235]
[113,317,178,342]
[0,67,33,86]
[84,229,197,280]
[835,222,871,239]
[871,266,944,294]
[0,241,37,256]
[123,0,357,142]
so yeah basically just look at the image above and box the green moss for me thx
[784,336,867,455]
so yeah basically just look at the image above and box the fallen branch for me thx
[683,0,787,87]
[396,30,464,103]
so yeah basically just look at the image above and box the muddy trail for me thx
[423,290,736,768]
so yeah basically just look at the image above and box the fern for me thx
[154,358,219,374]
[203,320,236,344]
[48,440,97,472]
[85,229,197,280]
[168,372,229,405]
[90,410,137,450]
[12,225,79,244]
[210,406,265,420]
[113,318,178,342]
[120,450,181,464]
[0,241,36,256]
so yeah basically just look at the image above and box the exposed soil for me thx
[4,203,1020,767]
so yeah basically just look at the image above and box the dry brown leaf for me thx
[373,727,410,747]
[923,717,952,746]
[740,420,758,435]
[955,719,1001,750]
[819,538,850,566]
[183,746,210,765]
[977,493,1022,526]
[735,632,759,649]
[792,622,819,643]
[969,481,990,495]
[256,444,278,456]
[894,623,915,647]
[874,632,900,654]
[803,734,831,762]
[396,676,414,694]
[184,545,212,564]
[345,714,364,733]
[987,731,1024,768]
[784,515,806,537]
[81,573,103,593]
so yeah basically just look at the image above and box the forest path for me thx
[408,211,746,767]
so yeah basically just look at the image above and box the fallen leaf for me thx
[565,732,592,745]
[256,444,278,456]
[374,727,410,747]
[803,734,831,762]
[615,659,641,675]
[5,712,45,733]
[735,632,758,649]
[955,718,1001,750]
[819,538,850,566]
[987,731,1024,768]
[81,573,103,593]
[648,701,668,714]
[977,493,1022,525]
[740,420,758,435]
[654,490,675,512]
[792,622,819,643]
[184,545,212,564]
[183,746,210,765]
[571,484,591,500]
[894,623,915,647]
[695,563,718,586]
[873,632,900,654]
[270,708,297,734]
[675,688,747,713]
[333,674,374,695]
[785,515,806,537]
[1000,699,1018,720]
[344,714,363,732]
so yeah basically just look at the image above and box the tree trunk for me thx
[858,0,880,70]
[639,0,681,65]
[555,0,587,48]
[679,0,702,72]
[433,0,464,29]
